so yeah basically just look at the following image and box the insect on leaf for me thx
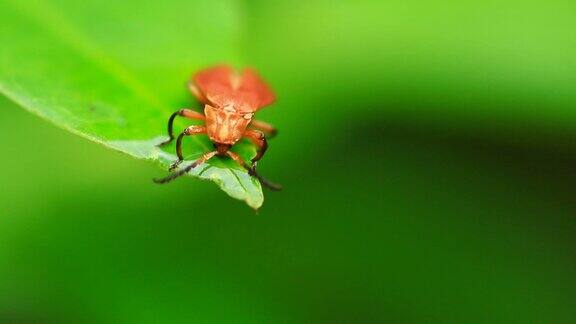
[0,0,266,209]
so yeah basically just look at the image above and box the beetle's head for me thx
[204,104,254,144]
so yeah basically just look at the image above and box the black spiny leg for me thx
[168,125,206,171]
[243,129,268,175]
[252,134,268,164]
[158,111,180,147]
[158,109,206,147]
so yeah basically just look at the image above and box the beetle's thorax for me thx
[204,104,253,145]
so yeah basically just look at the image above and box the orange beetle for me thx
[153,65,280,190]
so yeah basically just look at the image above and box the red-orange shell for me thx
[192,65,275,113]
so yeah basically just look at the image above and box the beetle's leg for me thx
[154,151,218,184]
[240,131,282,190]
[158,109,206,147]
[226,151,282,191]
[170,125,206,171]
[243,129,268,164]
[249,120,277,138]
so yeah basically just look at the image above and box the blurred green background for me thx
[2,0,576,323]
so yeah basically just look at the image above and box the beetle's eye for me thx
[243,113,253,120]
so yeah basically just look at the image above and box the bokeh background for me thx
[2,0,576,323]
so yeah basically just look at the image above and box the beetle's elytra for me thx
[153,65,281,190]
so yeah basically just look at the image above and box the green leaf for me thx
[0,0,265,208]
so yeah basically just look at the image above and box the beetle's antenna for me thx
[153,163,195,184]
[225,150,283,191]
[154,151,218,184]
[257,174,283,191]
[247,167,282,191]
[154,163,282,190]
